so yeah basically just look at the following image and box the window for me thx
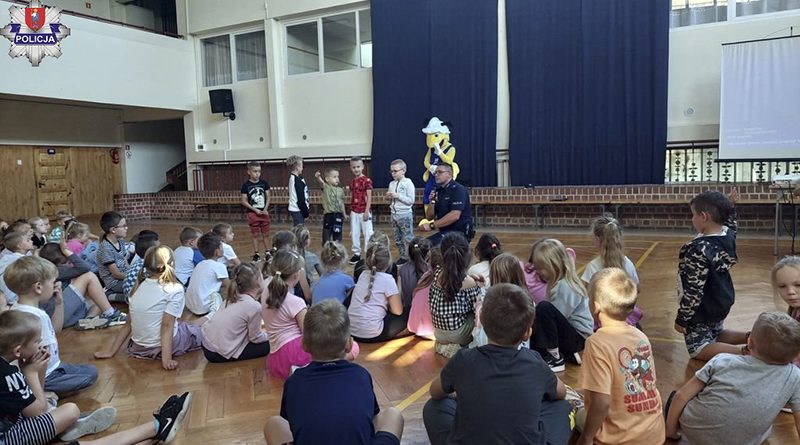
[287,22,320,75]
[202,30,267,86]
[285,8,372,75]
[202,35,232,87]
[235,31,267,81]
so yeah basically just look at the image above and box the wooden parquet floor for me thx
[55,217,799,444]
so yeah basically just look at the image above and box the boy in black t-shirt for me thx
[241,161,271,262]
[264,299,404,445]
[0,310,193,445]
[423,283,573,445]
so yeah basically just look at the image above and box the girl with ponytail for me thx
[348,242,407,343]
[311,241,355,305]
[201,262,269,363]
[428,232,484,358]
[397,236,431,307]
[582,215,643,328]
[262,250,359,379]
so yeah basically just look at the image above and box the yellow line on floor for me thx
[635,241,660,268]
[395,379,434,412]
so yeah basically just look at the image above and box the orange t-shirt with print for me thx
[581,324,665,445]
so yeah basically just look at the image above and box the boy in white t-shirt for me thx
[212,223,241,267]
[6,256,97,395]
[185,233,230,316]
[0,232,34,304]
[174,227,202,286]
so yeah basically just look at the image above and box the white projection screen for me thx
[719,35,800,160]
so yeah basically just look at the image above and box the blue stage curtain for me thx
[506,0,669,186]
[370,0,498,188]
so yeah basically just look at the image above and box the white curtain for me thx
[236,31,267,81]
[203,35,232,86]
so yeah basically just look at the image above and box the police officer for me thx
[420,163,474,246]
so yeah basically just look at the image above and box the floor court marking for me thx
[635,241,660,268]
[395,379,434,412]
[394,240,664,412]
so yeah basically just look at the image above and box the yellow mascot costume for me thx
[421,117,459,215]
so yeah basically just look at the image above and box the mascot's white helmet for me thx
[422,117,450,135]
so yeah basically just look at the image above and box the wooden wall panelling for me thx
[69,147,122,217]
[0,145,39,220]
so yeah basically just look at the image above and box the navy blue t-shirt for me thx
[281,360,379,445]
[0,358,34,433]
[440,345,559,444]
[434,180,472,232]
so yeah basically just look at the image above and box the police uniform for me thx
[430,180,473,245]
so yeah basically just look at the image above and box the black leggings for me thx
[531,301,586,354]
[353,309,412,343]
[202,342,270,363]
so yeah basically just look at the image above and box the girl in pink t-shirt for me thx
[262,250,358,379]
[348,242,406,343]
[65,222,90,256]
[773,256,800,367]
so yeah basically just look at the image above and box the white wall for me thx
[0,99,121,146]
[0,0,196,111]
[668,10,800,141]
[122,119,186,193]
[187,0,265,34]
[267,0,365,20]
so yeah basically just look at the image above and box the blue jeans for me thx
[44,363,98,395]
[423,397,572,445]
[391,213,414,260]
[289,210,305,226]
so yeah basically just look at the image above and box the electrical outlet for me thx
[85,2,91,9]
[16,159,22,165]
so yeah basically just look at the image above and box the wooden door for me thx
[68,147,122,216]
[34,147,71,218]
[0,145,38,219]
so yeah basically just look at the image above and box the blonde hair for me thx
[4,256,58,295]
[591,215,626,270]
[363,243,391,302]
[28,216,46,227]
[320,241,346,272]
[266,250,304,309]
[367,231,390,248]
[390,159,406,170]
[226,262,261,306]
[285,155,303,170]
[531,238,586,296]
[303,299,351,360]
[772,256,800,290]
[212,223,233,238]
[131,245,178,296]
[0,310,41,354]
[751,311,800,364]
[489,253,527,289]
[66,221,89,241]
[291,225,311,256]
[3,232,27,252]
[589,267,637,320]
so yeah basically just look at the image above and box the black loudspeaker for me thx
[209,89,234,114]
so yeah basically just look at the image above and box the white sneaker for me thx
[60,406,117,441]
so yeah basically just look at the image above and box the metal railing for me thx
[665,140,800,183]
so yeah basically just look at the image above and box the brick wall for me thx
[114,183,780,231]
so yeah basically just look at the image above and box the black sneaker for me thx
[154,392,193,443]
[348,255,360,265]
[545,353,566,372]
[252,253,261,262]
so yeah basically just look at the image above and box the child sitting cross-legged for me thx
[38,240,127,330]
[664,311,800,445]
[0,310,194,445]
[262,249,359,380]
[575,268,664,445]
[201,262,270,363]
[423,283,573,445]
[95,246,203,370]
[185,233,230,317]
[0,232,34,304]
[122,230,160,299]
[6,256,98,395]
[263,299,404,445]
